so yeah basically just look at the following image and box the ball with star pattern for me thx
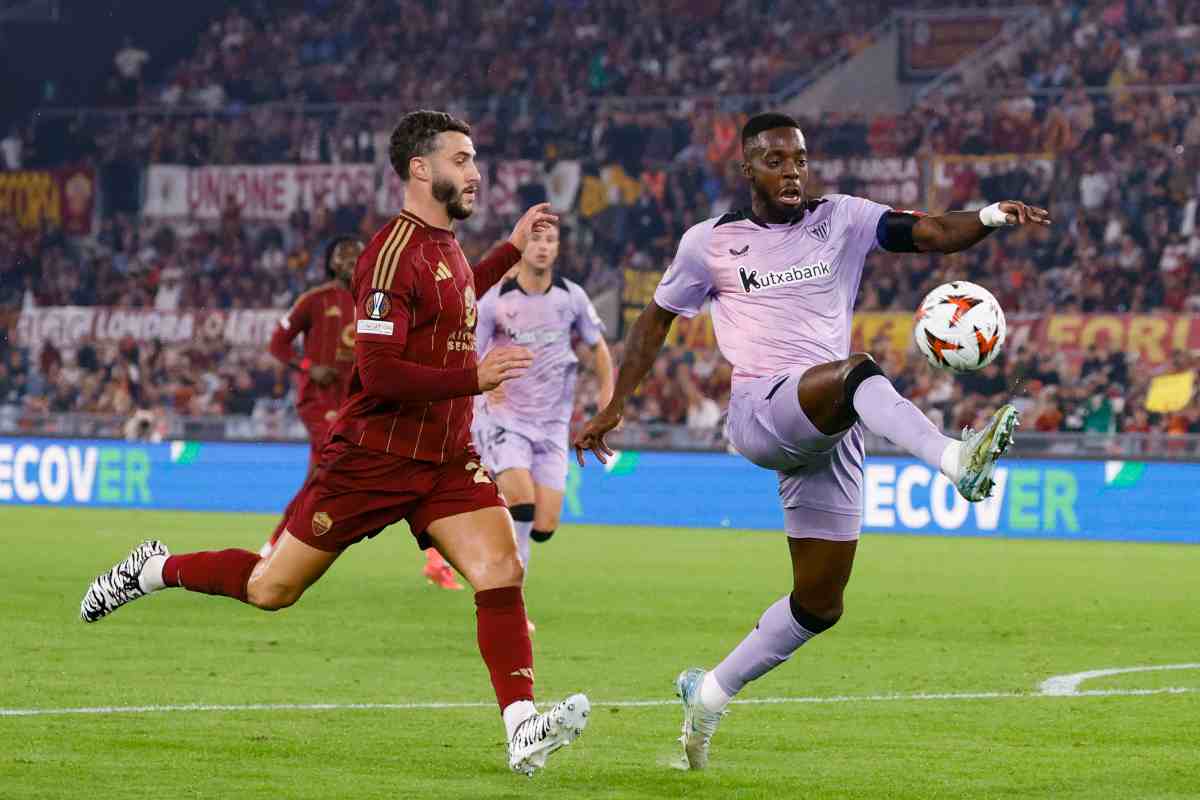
[912,281,1007,374]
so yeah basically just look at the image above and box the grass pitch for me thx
[2,507,1198,799]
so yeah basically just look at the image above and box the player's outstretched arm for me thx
[268,299,307,368]
[591,338,615,410]
[357,295,520,403]
[899,201,1051,254]
[574,301,676,466]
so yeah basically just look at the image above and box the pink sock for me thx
[852,374,953,469]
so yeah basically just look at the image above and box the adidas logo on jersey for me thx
[738,261,833,293]
[435,262,453,281]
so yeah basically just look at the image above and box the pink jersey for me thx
[475,274,605,436]
[654,194,890,384]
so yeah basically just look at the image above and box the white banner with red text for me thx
[143,161,548,228]
[14,306,282,350]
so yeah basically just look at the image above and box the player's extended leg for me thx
[710,538,854,698]
[528,435,569,546]
[494,467,536,569]
[676,538,855,770]
[802,353,1017,501]
[80,530,338,622]
[426,507,588,776]
[530,484,563,544]
[244,532,339,609]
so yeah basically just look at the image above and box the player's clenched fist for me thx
[508,203,559,252]
[477,345,534,392]
[574,405,623,466]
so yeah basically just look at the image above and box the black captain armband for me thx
[876,210,925,253]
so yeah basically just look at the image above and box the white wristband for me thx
[979,202,1013,227]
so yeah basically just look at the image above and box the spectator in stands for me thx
[1,126,22,170]
[113,37,150,104]
[682,369,722,433]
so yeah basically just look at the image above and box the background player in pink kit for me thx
[576,112,1050,769]
[471,223,613,613]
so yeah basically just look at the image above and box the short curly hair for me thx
[389,110,472,180]
[741,112,802,157]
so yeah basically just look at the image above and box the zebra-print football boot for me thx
[80,539,169,623]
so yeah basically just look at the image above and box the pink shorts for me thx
[725,370,864,541]
[474,421,569,492]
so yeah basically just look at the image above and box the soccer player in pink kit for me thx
[575,113,1051,769]
[471,224,613,613]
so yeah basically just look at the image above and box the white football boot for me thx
[676,668,726,770]
[80,539,169,623]
[507,693,590,777]
[951,404,1019,501]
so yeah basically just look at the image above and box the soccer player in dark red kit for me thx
[80,111,590,777]
[261,235,462,588]
[268,235,361,472]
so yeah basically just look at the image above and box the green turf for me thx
[2,507,1198,799]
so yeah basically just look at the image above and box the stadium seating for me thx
[1,0,1198,438]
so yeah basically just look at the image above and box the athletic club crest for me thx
[364,290,391,320]
[805,220,830,243]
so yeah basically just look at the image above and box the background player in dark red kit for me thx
[80,111,590,777]
[260,236,361,559]
[268,235,361,470]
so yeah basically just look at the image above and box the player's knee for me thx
[504,486,535,506]
[845,352,875,371]
[468,548,525,590]
[843,352,886,409]
[533,508,560,533]
[789,591,843,632]
[497,472,535,506]
[509,503,536,524]
[490,555,526,589]
[246,577,304,611]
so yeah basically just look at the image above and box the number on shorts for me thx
[464,461,492,484]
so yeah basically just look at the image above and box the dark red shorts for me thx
[286,436,505,552]
[298,404,339,468]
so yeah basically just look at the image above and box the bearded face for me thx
[432,173,475,220]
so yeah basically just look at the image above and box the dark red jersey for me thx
[268,282,356,412]
[330,210,521,463]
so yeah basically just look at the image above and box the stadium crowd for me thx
[13,0,1023,169]
[2,0,1199,440]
